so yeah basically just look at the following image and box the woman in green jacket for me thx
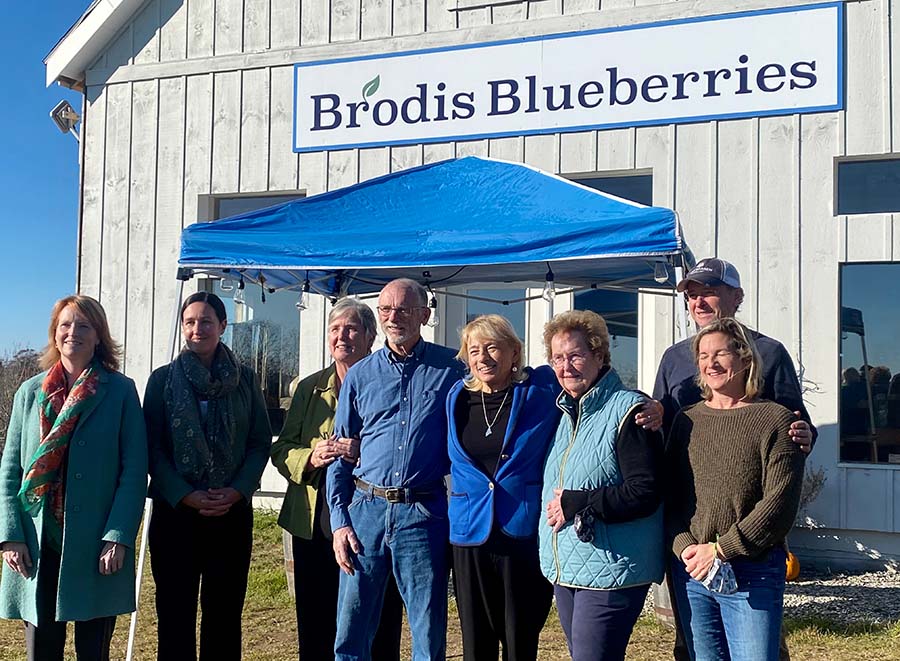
[0,295,148,660]
[271,297,402,660]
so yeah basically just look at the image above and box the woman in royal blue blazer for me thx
[447,314,561,661]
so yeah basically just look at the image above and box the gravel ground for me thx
[643,568,900,626]
[783,568,900,625]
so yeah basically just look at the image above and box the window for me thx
[574,290,638,389]
[576,174,653,207]
[210,193,304,433]
[465,288,527,340]
[839,263,900,464]
[836,157,900,215]
[571,174,652,389]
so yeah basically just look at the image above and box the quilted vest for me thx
[539,368,664,590]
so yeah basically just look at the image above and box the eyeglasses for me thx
[550,352,589,368]
[376,305,424,318]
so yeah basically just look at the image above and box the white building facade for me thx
[47,0,900,568]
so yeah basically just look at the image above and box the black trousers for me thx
[554,583,648,661]
[452,531,553,661]
[292,527,404,660]
[149,498,253,661]
[23,545,116,661]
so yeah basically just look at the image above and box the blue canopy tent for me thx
[177,156,694,301]
[130,158,695,634]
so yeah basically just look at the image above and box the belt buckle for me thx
[383,488,404,504]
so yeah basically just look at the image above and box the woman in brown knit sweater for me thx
[665,318,805,661]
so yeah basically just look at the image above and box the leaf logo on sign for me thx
[362,75,380,102]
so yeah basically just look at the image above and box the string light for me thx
[427,292,440,328]
[234,274,245,304]
[296,279,311,311]
[542,267,556,303]
[653,262,669,284]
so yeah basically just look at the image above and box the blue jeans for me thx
[334,487,449,661]
[670,549,786,661]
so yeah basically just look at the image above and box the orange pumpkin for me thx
[785,552,800,581]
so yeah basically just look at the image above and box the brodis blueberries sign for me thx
[293,3,842,152]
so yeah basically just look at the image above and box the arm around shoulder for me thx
[560,412,664,524]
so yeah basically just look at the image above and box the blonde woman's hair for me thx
[691,318,763,401]
[457,314,526,392]
[41,295,122,372]
[542,310,611,367]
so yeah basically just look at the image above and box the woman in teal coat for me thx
[0,295,148,660]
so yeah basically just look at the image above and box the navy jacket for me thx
[447,366,561,545]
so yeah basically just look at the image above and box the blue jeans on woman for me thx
[670,548,787,661]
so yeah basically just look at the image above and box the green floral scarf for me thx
[164,343,240,488]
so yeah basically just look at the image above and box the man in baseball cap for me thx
[634,256,814,661]
[675,257,742,291]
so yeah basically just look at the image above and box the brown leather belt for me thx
[354,478,440,504]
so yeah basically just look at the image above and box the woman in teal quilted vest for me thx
[540,310,665,661]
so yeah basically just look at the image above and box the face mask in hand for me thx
[701,557,738,595]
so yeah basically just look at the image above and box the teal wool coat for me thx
[0,367,149,625]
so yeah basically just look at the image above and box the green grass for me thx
[0,510,897,659]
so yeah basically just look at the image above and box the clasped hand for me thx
[681,543,720,581]
[309,434,360,469]
[181,487,243,516]
[545,488,568,532]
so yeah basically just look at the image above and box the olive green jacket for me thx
[270,365,337,539]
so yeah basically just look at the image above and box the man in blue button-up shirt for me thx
[327,278,463,661]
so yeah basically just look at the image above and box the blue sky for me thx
[0,3,87,354]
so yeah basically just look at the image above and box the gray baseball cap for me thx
[676,258,742,292]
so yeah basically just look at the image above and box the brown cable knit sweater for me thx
[665,400,806,562]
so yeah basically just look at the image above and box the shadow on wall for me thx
[791,527,900,572]
[88,0,183,84]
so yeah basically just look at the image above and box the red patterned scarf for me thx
[18,360,100,541]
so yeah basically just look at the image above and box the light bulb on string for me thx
[234,275,246,304]
[542,267,556,303]
[427,294,439,328]
[653,262,669,284]
[296,279,311,311]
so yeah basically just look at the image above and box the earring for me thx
[511,366,518,373]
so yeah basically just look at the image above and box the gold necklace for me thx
[481,388,510,437]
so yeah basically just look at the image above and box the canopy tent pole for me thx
[127,276,185,661]
[673,265,688,341]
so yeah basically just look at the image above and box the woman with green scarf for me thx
[143,291,272,661]
[0,295,148,660]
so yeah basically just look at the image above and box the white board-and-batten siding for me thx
[75,0,900,554]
